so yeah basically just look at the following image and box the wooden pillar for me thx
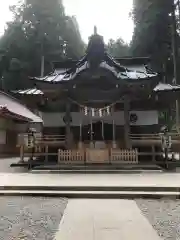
[90,120,93,141]
[78,121,83,149]
[112,120,115,141]
[152,145,156,163]
[80,122,82,141]
[112,120,116,148]
[45,145,48,162]
[167,107,172,131]
[90,120,94,149]
[124,96,131,149]
[102,120,104,140]
[20,145,24,163]
[65,100,72,149]
[172,2,179,126]
[19,133,25,163]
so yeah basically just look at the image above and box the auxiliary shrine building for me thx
[0,91,42,157]
[13,30,180,167]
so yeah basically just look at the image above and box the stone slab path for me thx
[1,172,180,188]
[55,199,162,240]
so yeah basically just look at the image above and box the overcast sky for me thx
[0,0,134,43]
[64,0,134,43]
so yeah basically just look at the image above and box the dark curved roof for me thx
[31,32,157,83]
[52,57,151,69]
[14,83,180,95]
[32,56,157,83]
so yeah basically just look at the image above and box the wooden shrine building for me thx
[13,30,180,167]
[0,91,42,157]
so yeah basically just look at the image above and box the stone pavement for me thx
[0,158,28,173]
[55,199,162,240]
[1,172,180,188]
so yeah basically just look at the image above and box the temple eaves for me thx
[27,30,158,84]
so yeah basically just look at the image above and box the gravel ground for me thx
[136,199,180,240]
[0,196,68,240]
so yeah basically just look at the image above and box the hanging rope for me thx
[68,97,122,110]
[68,97,124,117]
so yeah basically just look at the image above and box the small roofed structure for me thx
[0,91,42,157]
[0,91,42,123]
[154,82,180,92]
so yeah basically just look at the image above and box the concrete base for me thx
[29,162,164,174]
[1,173,180,196]
[31,169,163,174]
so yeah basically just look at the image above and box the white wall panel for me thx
[42,111,158,127]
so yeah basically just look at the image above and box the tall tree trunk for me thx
[171,1,179,125]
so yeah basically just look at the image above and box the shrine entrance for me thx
[82,121,113,142]
[93,121,103,141]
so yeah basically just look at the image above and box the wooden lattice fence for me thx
[110,149,138,164]
[58,150,84,164]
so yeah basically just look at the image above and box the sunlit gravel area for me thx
[0,196,67,240]
[136,199,180,240]
[0,158,27,173]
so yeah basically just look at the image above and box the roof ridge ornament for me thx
[86,26,105,69]
[94,26,97,35]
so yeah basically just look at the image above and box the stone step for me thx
[0,190,179,199]
[32,163,163,171]
[0,190,180,199]
[1,185,180,192]
[31,169,163,174]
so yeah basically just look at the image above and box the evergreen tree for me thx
[0,0,85,90]
[131,0,173,72]
[107,38,130,57]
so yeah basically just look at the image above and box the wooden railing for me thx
[17,134,66,148]
[18,133,180,149]
[35,135,65,144]
[130,133,180,140]
[130,133,180,146]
